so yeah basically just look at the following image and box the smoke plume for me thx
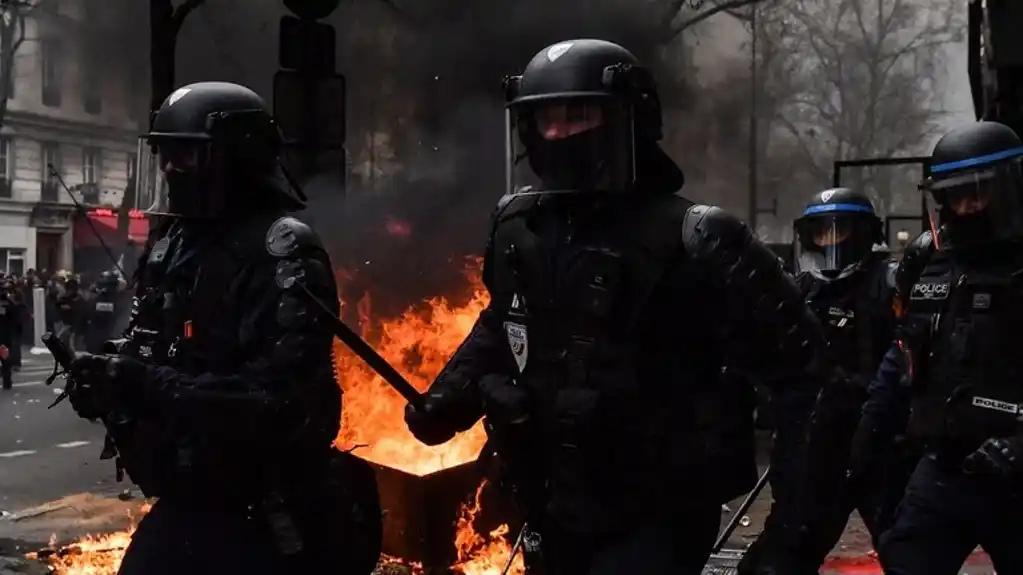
[95,1,746,314]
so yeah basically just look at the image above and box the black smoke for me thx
[92,1,715,317]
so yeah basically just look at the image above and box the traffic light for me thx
[279,15,335,74]
[283,0,341,20]
[273,70,346,150]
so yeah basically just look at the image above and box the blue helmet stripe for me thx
[930,146,1023,173]
[803,203,874,216]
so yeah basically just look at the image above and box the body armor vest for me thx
[113,215,277,498]
[903,249,1023,453]
[488,193,738,530]
[84,289,118,353]
[802,259,893,382]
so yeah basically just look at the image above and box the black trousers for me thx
[879,453,1023,575]
[117,498,334,575]
[530,502,720,575]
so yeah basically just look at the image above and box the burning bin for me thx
[366,455,519,573]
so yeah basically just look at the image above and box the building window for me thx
[82,66,101,114]
[82,147,99,184]
[40,142,59,202]
[0,248,25,276]
[80,147,100,204]
[41,40,61,107]
[0,137,12,198]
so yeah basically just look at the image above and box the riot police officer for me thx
[64,82,380,575]
[402,39,838,574]
[859,121,1023,574]
[54,276,86,352]
[741,188,901,573]
[84,271,120,353]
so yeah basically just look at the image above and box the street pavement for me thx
[0,350,119,513]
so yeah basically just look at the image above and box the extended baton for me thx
[501,521,528,575]
[292,281,425,410]
[713,465,770,553]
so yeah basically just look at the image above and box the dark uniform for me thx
[403,39,837,575]
[55,278,86,353]
[856,121,1023,574]
[741,188,903,574]
[84,271,121,353]
[0,279,19,389]
[65,82,381,575]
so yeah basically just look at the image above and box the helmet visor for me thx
[921,160,1023,248]
[505,97,634,195]
[794,214,876,279]
[134,136,214,217]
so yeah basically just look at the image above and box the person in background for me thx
[0,278,19,389]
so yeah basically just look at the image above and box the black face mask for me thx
[528,127,609,190]
[165,169,199,215]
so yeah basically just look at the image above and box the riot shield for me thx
[832,157,930,252]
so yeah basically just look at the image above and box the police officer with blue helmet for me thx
[741,187,900,574]
[859,120,1023,574]
[793,187,883,281]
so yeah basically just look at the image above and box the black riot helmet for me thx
[793,187,882,281]
[135,82,296,218]
[920,121,1023,249]
[502,39,662,195]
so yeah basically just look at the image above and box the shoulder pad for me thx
[495,193,517,214]
[493,193,539,223]
[907,229,934,252]
[681,204,747,246]
[884,259,898,289]
[265,216,322,258]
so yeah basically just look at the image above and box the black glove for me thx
[478,374,529,425]
[963,436,1023,477]
[404,392,458,446]
[68,353,148,411]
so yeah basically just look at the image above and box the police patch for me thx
[909,282,949,300]
[504,322,528,372]
[971,395,1020,415]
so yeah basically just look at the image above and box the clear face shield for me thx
[134,135,216,218]
[921,160,1023,249]
[505,97,635,195]
[794,214,877,280]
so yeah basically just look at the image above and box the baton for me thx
[501,522,528,575]
[713,465,770,553]
[293,281,425,411]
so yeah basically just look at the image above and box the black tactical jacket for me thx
[106,210,341,501]
[418,187,829,531]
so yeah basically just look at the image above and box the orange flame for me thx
[334,256,489,474]
[451,480,526,575]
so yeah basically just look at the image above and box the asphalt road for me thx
[0,351,118,513]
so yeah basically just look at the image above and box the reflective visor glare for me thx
[133,138,168,213]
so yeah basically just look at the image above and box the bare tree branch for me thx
[669,0,765,37]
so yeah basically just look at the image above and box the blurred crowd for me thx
[0,268,130,390]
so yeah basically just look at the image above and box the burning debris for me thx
[26,503,151,574]
[28,258,522,574]
[334,256,490,476]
